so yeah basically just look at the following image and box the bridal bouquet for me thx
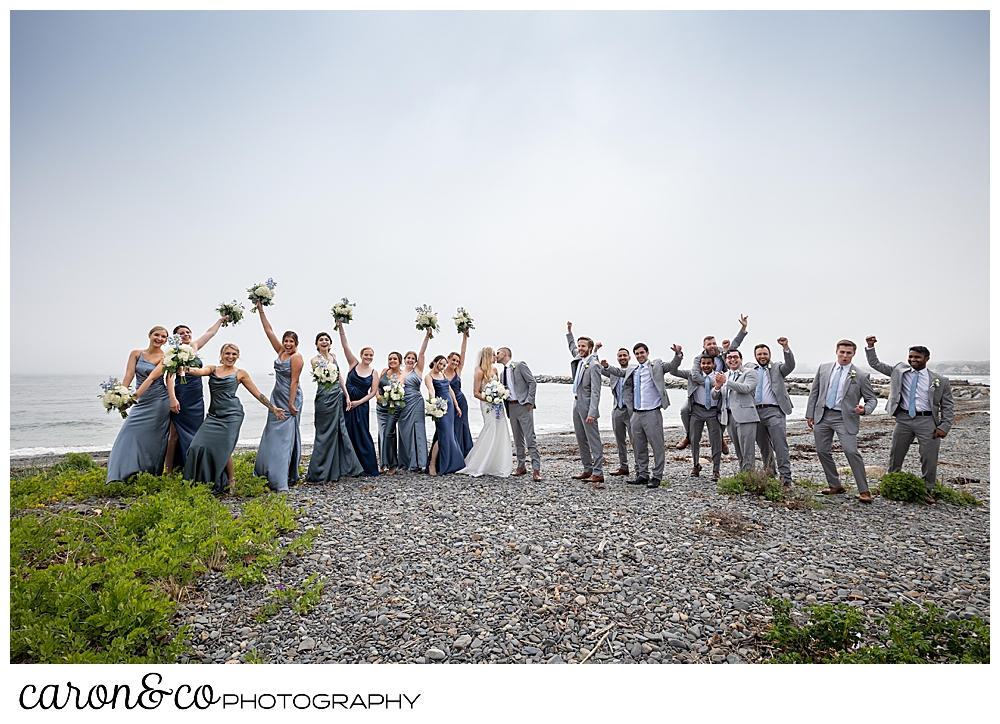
[331,298,356,330]
[481,379,510,419]
[248,278,277,310]
[99,377,134,419]
[378,377,406,413]
[425,396,448,419]
[453,307,475,334]
[161,335,200,384]
[216,300,245,327]
[414,304,440,339]
[311,358,340,390]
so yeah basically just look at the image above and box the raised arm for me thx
[256,302,283,354]
[729,315,748,351]
[456,331,469,375]
[415,328,431,373]
[566,323,580,360]
[777,338,795,377]
[192,317,226,352]
[122,349,141,387]
[662,348,684,375]
[864,337,895,377]
[287,354,303,416]
[338,325,360,369]
[238,370,287,420]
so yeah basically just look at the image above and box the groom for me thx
[496,347,542,482]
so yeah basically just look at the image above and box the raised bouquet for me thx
[378,377,406,413]
[481,379,510,419]
[216,300,245,327]
[161,335,201,384]
[330,297,356,331]
[453,307,475,334]
[424,396,448,419]
[415,304,440,339]
[99,377,134,419]
[248,278,277,310]
[311,358,340,390]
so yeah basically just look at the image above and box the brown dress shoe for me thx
[533,470,542,482]
[721,439,730,455]
[690,464,701,477]
[712,470,720,481]
[859,492,873,504]
[513,467,528,476]
[676,437,690,450]
[924,495,936,505]
[572,471,591,480]
[782,481,793,491]
[609,467,629,476]
[820,486,846,495]
[586,475,605,483]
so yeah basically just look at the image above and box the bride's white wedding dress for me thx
[459,377,513,478]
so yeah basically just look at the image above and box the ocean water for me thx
[13,372,986,458]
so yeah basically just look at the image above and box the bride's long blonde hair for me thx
[478,347,496,384]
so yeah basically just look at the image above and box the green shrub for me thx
[717,470,784,501]
[877,472,929,503]
[932,481,981,507]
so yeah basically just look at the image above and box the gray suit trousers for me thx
[726,416,757,473]
[756,406,792,482]
[680,400,691,438]
[813,409,869,493]
[508,402,540,472]
[611,405,632,468]
[631,408,665,480]
[888,414,940,492]
[572,403,603,476]
[690,405,722,473]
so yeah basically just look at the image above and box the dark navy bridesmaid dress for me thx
[344,367,379,477]
[432,377,464,475]
[449,373,474,457]
[170,356,205,469]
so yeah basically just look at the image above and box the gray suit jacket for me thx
[753,348,796,415]
[714,366,760,426]
[601,362,637,409]
[573,356,603,419]
[691,327,747,372]
[671,365,719,411]
[805,362,877,436]
[504,360,537,408]
[865,347,954,434]
[604,355,682,413]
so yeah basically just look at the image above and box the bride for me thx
[459,347,513,478]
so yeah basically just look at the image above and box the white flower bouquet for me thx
[311,358,340,390]
[216,300,245,327]
[378,377,406,413]
[248,278,277,311]
[453,307,475,334]
[414,304,440,339]
[161,335,200,384]
[425,396,448,419]
[482,379,510,419]
[331,297,356,331]
[99,377,134,419]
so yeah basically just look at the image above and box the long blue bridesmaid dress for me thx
[432,377,464,475]
[254,357,303,491]
[306,360,363,482]
[449,373,474,457]
[396,370,428,472]
[184,371,245,495]
[170,356,205,469]
[344,367,379,477]
[106,354,171,482]
[375,370,399,471]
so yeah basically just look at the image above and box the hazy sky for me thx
[11,10,989,377]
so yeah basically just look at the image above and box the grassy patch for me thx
[717,470,783,501]
[932,481,982,506]
[255,574,326,623]
[877,472,982,506]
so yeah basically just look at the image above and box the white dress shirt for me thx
[505,363,518,403]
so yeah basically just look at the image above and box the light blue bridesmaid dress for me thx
[396,370,428,472]
[106,353,171,482]
[254,357,303,491]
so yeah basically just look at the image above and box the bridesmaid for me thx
[376,351,406,475]
[425,354,465,476]
[253,301,304,492]
[396,329,431,472]
[164,316,226,475]
[107,326,178,482]
[305,332,363,483]
[444,330,474,458]
[336,324,380,477]
[183,343,287,495]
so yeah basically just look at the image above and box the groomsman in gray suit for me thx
[713,349,759,474]
[671,353,724,480]
[865,336,954,503]
[566,324,604,483]
[677,314,748,451]
[601,344,683,489]
[601,347,636,476]
[752,338,796,489]
[496,346,542,482]
[805,339,878,503]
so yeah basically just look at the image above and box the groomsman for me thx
[752,338,796,489]
[677,315,748,451]
[713,349,759,474]
[671,354,724,480]
[805,340,878,503]
[602,344,683,489]
[601,347,636,476]
[567,324,604,483]
[865,336,954,504]
[496,346,542,482]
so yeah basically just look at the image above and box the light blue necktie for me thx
[616,377,624,409]
[704,375,712,409]
[756,367,765,404]
[907,370,918,418]
[826,365,843,409]
[634,366,642,409]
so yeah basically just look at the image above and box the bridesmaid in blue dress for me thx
[253,302,304,492]
[396,329,431,472]
[183,343,287,495]
[337,324,380,477]
[305,332,363,483]
[107,326,177,482]
[425,355,465,476]
[444,330,474,458]
[376,351,406,475]
[164,316,226,475]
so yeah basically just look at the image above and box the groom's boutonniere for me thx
[848,369,857,379]
[509,362,516,371]
[932,377,940,388]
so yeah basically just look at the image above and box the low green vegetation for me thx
[764,597,989,663]
[877,471,981,506]
[255,574,326,623]
[716,470,821,509]
[10,454,315,664]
